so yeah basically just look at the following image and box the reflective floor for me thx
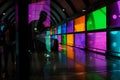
[30,45,120,80]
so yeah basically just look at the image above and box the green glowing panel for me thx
[87,7,106,31]
[52,28,54,34]
[62,34,66,45]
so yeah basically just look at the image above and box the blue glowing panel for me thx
[109,31,120,57]
[108,1,120,28]
[46,31,50,36]
[54,35,58,39]
[62,23,66,33]
[67,20,74,33]
[58,25,61,34]
[75,33,85,48]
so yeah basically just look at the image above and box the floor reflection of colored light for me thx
[74,48,86,65]
[87,73,105,80]
[107,57,120,80]
[62,56,67,65]
[95,54,107,71]
[75,63,86,80]
[67,46,74,60]
[67,34,74,46]
[67,59,75,71]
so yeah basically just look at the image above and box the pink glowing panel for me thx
[28,1,50,27]
[58,35,61,44]
[87,32,106,53]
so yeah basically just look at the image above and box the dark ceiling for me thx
[50,0,118,26]
[0,0,15,24]
[0,0,118,26]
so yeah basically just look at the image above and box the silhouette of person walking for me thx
[2,20,16,77]
[29,11,47,53]
[28,11,48,79]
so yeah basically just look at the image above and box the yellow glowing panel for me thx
[67,34,74,46]
[67,46,74,60]
[75,16,85,32]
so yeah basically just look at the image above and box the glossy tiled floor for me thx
[30,45,120,80]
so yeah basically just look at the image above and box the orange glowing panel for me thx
[74,16,85,32]
[67,34,74,46]
[50,29,52,35]
[67,46,74,60]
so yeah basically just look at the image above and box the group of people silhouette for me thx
[0,10,59,79]
[0,19,16,79]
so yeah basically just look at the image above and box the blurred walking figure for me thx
[3,20,16,76]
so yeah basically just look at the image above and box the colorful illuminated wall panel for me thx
[58,25,61,34]
[87,32,106,53]
[109,31,120,56]
[75,33,85,48]
[74,16,85,32]
[52,28,54,34]
[28,1,50,27]
[67,20,74,33]
[67,34,74,46]
[62,23,67,33]
[62,34,66,45]
[108,0,120,28]
[87,7,106,30]
[58,35,61,44]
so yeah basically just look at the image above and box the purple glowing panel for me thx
[87,32,106,53]
[67,20,74,33]
[108,0,120,27]
[75,33,85,48]
[28,1,50,27]
[58,35,61,44]
[74,48,86,65]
